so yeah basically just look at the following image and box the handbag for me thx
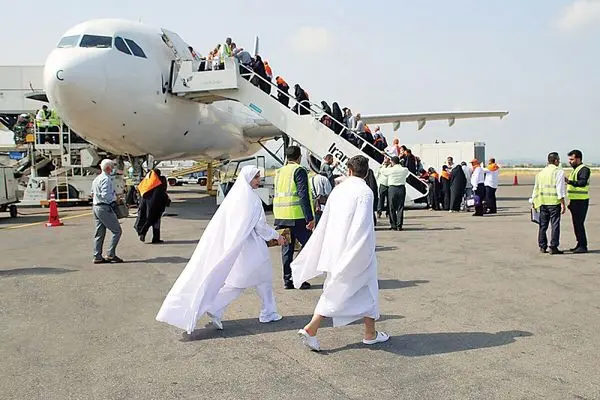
[530,208,540,224]
[266,228,291,247]
[466,195,481,207]
[114,203,129,219]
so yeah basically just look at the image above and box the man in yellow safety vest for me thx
[531,152,567,255]
[566,149,591,253]
[274,145,315,289]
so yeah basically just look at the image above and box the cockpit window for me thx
[57,35,80,48]
[79,35,112,48]
[125,39,147,58]
[114,37,131,55]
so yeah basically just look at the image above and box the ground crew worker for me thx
[35,105,51,143]
[566,149,591,253]
[531,152,566,255]
[274,145,314,290]
[219,37,233,67]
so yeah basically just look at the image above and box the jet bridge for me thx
[163,38,429,202]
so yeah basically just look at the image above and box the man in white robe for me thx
[156,166,286,334]
[292,155,390,351]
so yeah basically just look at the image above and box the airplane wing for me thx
[360,111,508,131]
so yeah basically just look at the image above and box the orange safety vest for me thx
[440,171,450,180]
[137,170,162,197]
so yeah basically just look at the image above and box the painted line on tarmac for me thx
[0,212,92,231]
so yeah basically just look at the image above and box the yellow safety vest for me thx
[220,43,232,61]
[273,163,313,220]
[48,109,61,127]
[36,109,50,127]
[567,164,590,201]
[532,164,562,209]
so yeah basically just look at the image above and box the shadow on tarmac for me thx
[375,226,465,232]
[323,330,533,356]
[181,314,405,342]
[133,256,190,264]
[375,245,398,252]
[308,279,429,291]
[0,267,77,277]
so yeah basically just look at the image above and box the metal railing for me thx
[236,63,389,162]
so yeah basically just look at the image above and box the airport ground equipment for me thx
[0,163,18,218]
[20,123,125,206]
[215,155,273,208]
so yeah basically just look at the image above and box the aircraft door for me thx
[160,28,197,85]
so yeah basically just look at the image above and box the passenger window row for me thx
[56,34,146,58]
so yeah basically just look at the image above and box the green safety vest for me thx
[48,109,61,127]
[567,164,590,200]
[273,163,313,220]
[532,164,562,209]
[220,43,232,61]
[36,109,50,127]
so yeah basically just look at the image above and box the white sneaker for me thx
[259,313,283,323]
[207,313,223,330]
[362,331,390,345]
[298,329,321,351]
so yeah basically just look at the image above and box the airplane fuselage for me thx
[44,19,278,160]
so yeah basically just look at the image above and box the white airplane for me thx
[44,18,507,165]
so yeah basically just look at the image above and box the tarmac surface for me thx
[1,176,599,400]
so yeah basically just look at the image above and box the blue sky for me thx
[2,0,600,162]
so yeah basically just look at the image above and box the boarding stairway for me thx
[163,34,428,201]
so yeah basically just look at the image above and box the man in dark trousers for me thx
[381,156,409,230]
[376,158,391,218]
[470,159,486,217]
[531,152,566,255]
[274,146,315,289]
[448,156,467,212]
[566,149,591,253]
[319,154,337,188]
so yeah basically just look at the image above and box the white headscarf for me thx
[156,166,263,333]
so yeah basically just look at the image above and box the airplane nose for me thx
[44,50,107,113]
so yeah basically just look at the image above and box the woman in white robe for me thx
[291,155,390,351]
[156,166,286,334]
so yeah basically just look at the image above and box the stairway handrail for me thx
[237,62,391,161]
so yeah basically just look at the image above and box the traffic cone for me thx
[46,192,64,227]
[513,172,519,186]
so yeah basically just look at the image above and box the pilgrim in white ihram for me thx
[291,155,390,351]
[156,166,286,334]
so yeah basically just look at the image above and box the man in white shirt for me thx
[531,152,566,254]
[310,172,333,226]
[381,156,410,230]
[91,159,123,264]
[470,159,486,216]
[385,138,402,158]
[461,162,473,211]
[483,158,500,214]
[355,113,365,134]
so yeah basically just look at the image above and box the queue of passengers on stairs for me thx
[188,37,402,165]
